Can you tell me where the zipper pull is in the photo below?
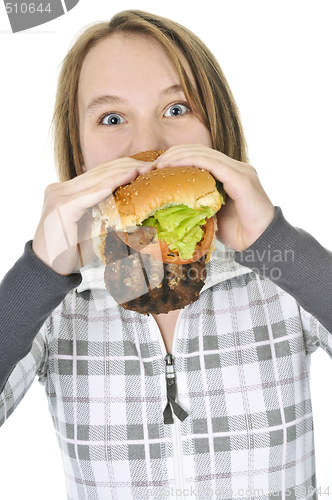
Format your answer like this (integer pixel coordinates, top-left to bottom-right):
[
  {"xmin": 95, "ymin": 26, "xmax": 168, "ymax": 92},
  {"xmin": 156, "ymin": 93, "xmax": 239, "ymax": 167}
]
[
  {"xmin": 165, "ymin": 353, "xmax": 176, "ymax": 386},
  {"xmin": 163, "ymin": 353, "xmax": 188, "ymax": 425}
]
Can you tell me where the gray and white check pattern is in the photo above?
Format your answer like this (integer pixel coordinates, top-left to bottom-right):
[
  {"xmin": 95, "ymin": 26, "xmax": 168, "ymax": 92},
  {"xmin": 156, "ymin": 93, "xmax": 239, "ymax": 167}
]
[{"xmin": 1, "ymin": 243, "xmax": 330, "ymax": 500}]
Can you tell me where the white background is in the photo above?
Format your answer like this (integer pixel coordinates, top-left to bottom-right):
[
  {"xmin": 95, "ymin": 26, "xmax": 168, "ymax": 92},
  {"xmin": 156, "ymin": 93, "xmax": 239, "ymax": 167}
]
[{"xmin": 0, "ymin": 1, "xmax": 332, "ymax": 498}]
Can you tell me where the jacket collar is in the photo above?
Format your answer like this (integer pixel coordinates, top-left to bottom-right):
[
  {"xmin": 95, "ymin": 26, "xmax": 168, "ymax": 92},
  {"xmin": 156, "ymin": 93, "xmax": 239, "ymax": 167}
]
[{"xmin": 201, "ymin": 241, "xmax": 252, "ymax": 292}]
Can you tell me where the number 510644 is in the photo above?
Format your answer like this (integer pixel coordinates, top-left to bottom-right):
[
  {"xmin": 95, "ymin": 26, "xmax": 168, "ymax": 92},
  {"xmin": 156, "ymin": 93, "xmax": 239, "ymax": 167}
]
[{"xmin": 5, "ymin": 3, "xmax": 52, "ymax": 14}]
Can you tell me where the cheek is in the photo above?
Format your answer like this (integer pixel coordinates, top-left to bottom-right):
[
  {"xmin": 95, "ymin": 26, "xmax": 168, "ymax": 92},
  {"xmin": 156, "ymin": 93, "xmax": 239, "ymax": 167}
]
[
  {"xmin": 80, "ymin": 133, "xmax": 121, "ymax": 171},
  {"xmin": 200, "ymin": 127, "xmax": 212, "ymax": 148},
  {"xmin": 186, "ymin": 123, "xmax": 212, "ymax": 148}
]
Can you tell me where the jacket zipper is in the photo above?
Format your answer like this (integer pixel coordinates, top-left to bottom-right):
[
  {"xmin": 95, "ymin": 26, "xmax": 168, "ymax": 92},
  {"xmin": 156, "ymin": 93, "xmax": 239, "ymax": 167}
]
[
  {"xmin": 163, "ymin": 354, "xmax": 188, "ymax": 424},
  {"xmin": 171, "ymin": 310, "xmax": 186, "ymax": 500},
  {"xmin": 150, "ymin": 311, "xmax": 187, "ymax": 499},
  {"xmin": 163, "ymin": 310, "xmax": 187, "ymax": 500}
]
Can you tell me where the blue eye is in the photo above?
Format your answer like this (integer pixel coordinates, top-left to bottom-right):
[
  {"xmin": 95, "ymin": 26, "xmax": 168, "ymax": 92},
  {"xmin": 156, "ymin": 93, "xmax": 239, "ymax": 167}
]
[
  {"xmin": 164, "ymin": 103, "xmax": 190, "ymax": 117},
  {"xmin": 100, "ymin": 113, "xmax": 125, "ymax": 125}
]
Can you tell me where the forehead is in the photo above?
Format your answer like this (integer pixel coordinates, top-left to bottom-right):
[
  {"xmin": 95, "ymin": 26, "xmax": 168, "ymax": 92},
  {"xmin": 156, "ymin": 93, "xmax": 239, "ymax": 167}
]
[{"xmin": 78, "ymin": 33, "xmax": 193, "ymax": 102}]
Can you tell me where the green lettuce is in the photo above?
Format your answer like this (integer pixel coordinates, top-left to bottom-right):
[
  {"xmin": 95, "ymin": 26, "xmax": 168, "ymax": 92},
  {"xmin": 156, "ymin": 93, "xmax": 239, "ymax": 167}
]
[{"xmin": 141, "ymin": 204, "xmax": 215, "ymax": 259}]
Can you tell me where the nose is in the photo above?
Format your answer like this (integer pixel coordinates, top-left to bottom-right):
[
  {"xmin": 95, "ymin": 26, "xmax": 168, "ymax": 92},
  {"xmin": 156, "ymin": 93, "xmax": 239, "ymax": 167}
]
[{"xmin": 127, "ymin": 119, "xmax": 168, "ymax": 157}]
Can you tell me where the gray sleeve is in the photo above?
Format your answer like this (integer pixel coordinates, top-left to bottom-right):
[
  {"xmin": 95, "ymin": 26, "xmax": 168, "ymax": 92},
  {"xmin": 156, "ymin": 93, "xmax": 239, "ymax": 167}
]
[
  {"xmin": 0, "ymin": 241, "xmax": 82, "ymax": 392},
  {"xmin": 233, "ymin": 206, "xmax": 332, "ymax": 333}
]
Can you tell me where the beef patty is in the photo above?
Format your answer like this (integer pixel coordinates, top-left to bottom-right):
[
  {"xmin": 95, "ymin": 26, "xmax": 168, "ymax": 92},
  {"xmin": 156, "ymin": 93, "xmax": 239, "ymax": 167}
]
[{"xmin": 103, "ymin": 229, "xmax": 206, "ymax": 315}]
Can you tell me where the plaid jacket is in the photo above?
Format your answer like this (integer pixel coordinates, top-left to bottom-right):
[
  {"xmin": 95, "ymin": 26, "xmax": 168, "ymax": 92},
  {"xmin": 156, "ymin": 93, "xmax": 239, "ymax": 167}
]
[{"xmin": 1, "ymin": 242, "xmax": 331, "ymax": 500}]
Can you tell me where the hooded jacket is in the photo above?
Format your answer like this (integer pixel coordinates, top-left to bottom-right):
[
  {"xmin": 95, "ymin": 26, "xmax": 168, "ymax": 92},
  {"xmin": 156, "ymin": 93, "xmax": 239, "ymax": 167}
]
[{"xmin": 1, "ymin": 207, "xmax": 331, "ymax": 499}]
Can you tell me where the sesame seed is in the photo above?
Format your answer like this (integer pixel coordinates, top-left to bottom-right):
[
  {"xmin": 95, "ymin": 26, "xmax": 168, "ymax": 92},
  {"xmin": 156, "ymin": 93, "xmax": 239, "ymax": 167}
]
[{"xmin": 177, "ymin": 190, "xmax": 180, "ymax": 193}]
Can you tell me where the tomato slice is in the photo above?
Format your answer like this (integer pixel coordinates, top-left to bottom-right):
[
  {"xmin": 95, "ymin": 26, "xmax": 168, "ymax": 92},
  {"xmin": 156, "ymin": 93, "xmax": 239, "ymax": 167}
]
[{"xmin": 114, "ymin": 217, "xmax": 215, "ymax": 264}]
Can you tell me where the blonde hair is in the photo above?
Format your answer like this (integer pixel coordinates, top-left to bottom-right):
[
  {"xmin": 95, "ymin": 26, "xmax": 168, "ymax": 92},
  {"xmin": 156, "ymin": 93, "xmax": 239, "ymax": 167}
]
[{"xmin": 53, "ymin": 10, "xmax": 248, "ymax": 182}]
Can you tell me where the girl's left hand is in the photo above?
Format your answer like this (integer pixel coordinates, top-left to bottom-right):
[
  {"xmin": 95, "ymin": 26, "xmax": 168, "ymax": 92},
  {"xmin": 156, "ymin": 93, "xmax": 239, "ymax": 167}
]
[{"xmin": 153, "ymin": 144, "xmax": 275, "ymax": 252}]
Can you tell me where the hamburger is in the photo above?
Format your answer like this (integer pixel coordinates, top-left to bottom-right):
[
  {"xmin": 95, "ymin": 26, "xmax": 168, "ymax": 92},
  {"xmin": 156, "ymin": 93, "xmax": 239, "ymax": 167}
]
[{"xmin": 91, "ymin": 150, "xmax": 225, "ymax": 314}]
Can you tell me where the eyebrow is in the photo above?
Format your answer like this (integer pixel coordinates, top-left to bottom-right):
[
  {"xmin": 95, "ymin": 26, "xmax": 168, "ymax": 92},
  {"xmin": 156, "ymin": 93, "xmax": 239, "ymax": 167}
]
[{"xmin": 85, "ymin": 84, "xmax": 185, "ymax": 115}]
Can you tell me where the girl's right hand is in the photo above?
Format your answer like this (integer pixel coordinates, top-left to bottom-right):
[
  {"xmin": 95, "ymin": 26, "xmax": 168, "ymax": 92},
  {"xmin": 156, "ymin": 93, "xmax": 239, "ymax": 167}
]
[{"xmin": 32, "ymin": 158, "xmax": 154, "ymax": 276}]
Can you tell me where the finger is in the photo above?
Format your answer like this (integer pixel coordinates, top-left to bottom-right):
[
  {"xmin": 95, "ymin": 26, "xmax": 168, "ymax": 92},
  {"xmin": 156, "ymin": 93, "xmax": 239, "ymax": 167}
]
[
  {"xmin": 155, "ymin": 145, "xmax": 253, "ymax": 173},
  {"xmin": 155, "ymin": 149, "xmax": 256, "ymax": 186},
  {"xmin": 62, "ymin": 168, "xmax": 144, "ymax": 219},
  {"xmin": 61, "ymin": 159, "xmax": 154, "ymax": 196},
  {"xmin": 154, "ymin": 144, "xmax": 204, "ymax": 163},
  {"xmin": 153, "ymin": 152, "xmax": 261, "ymax": 205},
  {"xmin": 154, "ymin": 152, "xmax": 236, "ymax": 178},
  {"xmin": 154, "ymin": 146, "xmax": 220, "ymax": 170}
]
